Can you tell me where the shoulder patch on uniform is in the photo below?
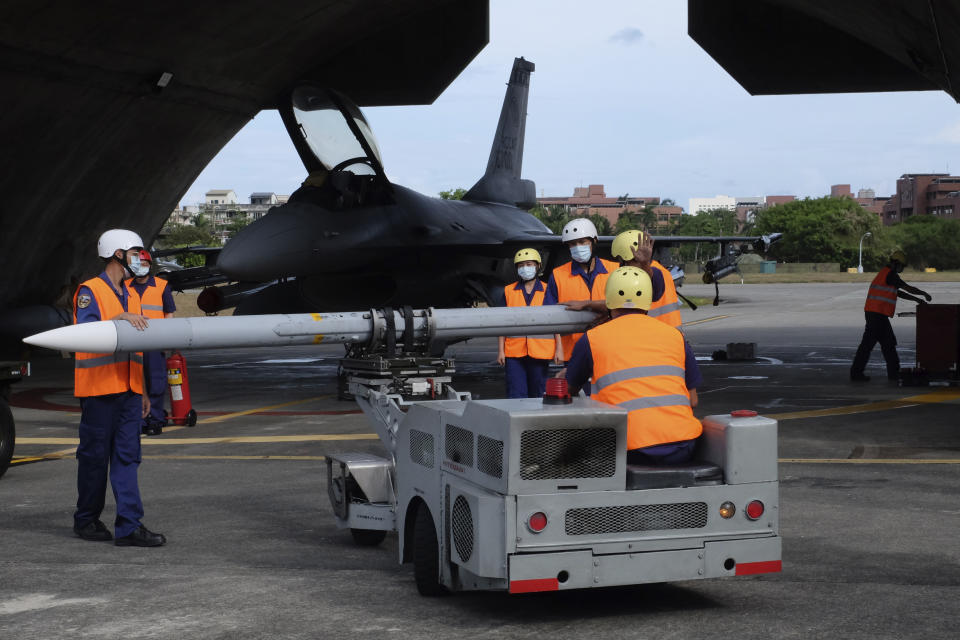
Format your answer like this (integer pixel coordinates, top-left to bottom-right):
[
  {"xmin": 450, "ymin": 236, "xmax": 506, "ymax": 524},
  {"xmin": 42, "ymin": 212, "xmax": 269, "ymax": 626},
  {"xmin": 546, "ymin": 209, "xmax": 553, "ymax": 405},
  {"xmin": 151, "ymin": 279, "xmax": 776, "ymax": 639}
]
[{"xmin": 77, "ymin": 294, "xmax": 92, "ymax": 309}]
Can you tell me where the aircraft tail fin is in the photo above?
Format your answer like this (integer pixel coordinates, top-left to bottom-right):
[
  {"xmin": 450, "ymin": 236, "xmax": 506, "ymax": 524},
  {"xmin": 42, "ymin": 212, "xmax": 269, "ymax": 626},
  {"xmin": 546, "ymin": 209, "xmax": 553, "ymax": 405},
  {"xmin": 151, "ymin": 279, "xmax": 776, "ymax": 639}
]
[{"xmin": 463, "ymin": 57, "xmax": 537, "ymax": 209}]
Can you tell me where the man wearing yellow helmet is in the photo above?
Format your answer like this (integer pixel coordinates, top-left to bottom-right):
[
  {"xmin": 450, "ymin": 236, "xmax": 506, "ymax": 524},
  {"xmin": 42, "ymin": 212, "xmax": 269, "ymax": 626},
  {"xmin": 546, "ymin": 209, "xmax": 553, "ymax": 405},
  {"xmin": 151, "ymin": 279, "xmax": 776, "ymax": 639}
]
[
  {"xmin": 565, "ymin": 267, "xmax": 703, "ymax": 465},
  {"xmin": 496, "ymin": 248, "xmax": 564, "ymax": 398},
  {"xmin": 851, "ymin": 250, "xmax": 932, "ymax": 382},
  {"xmin": 611, "ymin": 229, "xmax": 683, "ymax": 328}
]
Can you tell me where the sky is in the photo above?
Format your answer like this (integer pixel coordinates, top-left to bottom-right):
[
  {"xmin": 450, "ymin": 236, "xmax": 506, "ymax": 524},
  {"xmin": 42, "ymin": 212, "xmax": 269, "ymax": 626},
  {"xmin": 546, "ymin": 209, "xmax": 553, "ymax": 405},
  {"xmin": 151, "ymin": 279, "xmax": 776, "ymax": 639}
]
[{"xmin": 180, "ymin": 0, "xmax": 960, "ymax": 214}]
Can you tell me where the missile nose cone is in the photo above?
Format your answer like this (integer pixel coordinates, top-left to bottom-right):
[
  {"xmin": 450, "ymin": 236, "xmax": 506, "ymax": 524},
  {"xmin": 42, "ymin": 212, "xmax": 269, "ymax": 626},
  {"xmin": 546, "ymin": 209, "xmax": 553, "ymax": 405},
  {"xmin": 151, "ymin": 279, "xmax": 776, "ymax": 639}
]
[{"xmin": 24, "ymin": 321, "xmax": 119, "ymax": 352}]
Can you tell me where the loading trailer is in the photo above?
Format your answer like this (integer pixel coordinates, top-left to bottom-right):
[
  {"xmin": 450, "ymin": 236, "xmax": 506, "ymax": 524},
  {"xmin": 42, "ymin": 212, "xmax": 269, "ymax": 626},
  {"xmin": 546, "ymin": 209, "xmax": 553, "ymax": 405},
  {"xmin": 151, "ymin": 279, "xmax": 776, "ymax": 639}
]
[{"xmin": 328, "ymin": 357, "xmax": 781, "ymax": 595}]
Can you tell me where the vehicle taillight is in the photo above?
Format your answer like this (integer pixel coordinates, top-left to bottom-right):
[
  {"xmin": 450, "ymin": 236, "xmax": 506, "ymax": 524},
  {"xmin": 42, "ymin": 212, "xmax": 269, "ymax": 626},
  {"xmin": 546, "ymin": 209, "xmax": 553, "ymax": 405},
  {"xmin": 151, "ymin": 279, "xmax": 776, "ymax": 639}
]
[
  {"xmin": 719, "ymin": 501, "xmax": 736, "ymax": 519},
  {"xmin": 527, "ymin": 512, "xmax": 548, "ymax": 533},
  {"xmin": 745, "ymin": 500, "xmax": 765, "ymax": 520}
]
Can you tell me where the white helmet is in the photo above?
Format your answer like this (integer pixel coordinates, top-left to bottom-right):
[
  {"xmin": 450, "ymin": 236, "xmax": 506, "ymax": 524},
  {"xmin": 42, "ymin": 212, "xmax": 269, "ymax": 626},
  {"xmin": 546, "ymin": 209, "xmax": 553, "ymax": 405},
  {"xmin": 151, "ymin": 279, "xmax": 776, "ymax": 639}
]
[
  {"xmin": 97, "ymin": 229, "xmax": 144, "ymax": 258},
  {"xmin": 561, "ymin": 218, "xmax": 598, "ymax": 243}
]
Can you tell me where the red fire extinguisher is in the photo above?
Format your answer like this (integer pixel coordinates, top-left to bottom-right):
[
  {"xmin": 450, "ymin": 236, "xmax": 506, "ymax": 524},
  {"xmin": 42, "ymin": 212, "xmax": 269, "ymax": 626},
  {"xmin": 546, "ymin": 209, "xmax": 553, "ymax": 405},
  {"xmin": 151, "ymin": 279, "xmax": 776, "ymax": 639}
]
[{"xmin": 166, "ymin": 351, "xmax": 197, "ymax": 427}]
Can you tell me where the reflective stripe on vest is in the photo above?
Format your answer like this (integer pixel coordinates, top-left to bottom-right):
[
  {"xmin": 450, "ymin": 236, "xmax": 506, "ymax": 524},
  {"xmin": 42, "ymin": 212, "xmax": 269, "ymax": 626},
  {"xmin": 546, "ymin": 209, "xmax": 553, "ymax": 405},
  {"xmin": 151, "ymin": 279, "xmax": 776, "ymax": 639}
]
[
  {"xmin": 503, "ymin": 283, "xmax": 555, "ymax": 360},
  {"xmin": 553, "ymin": 258, "xmax": 619, "ymax": 360},
  {"xmin": 864, "ymin": 267, "xmax": 897, "ymax": 317},
  {"xmin": 73, "ymin": 277, "xmax": 144, "ymax": 397},
  {"xmin": 127, "ymin": 277, "xmax": 169, "ymax": 320},
  {"xmin": 647, "ymin": 261, "xmax": 682, "ymax": 328},
  {"xmin": 587, "ymin": 313, "xmax": 702, "ymax": 450}
]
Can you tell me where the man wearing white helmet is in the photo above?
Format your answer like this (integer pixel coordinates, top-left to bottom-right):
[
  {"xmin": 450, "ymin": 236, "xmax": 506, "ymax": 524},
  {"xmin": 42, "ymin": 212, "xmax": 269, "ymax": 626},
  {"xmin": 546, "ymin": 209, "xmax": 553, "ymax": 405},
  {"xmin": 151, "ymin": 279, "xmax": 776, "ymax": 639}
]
[
  {"xmin": 543, "ymin": 218, "xmax": 621, "ymax": 367},
  {"xmin": 72, "ymin": 229, "xmax": 166, "ymax": 547}
]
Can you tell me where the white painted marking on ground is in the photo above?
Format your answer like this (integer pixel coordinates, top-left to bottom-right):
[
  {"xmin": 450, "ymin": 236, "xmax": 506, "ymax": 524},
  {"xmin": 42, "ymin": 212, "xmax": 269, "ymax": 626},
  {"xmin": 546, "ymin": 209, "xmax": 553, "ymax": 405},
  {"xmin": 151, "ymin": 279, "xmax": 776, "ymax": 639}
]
[
  {"xmin": 728, "ymin": 376, "xmax": 768, "ymax": 380},
  {"xmin": 256, "ymin": 358, "xmax": 324, "ymax": 364},
  {"xmin": 756, "ymin": 356, "xmax": 783, "ymax": 365},
  {"xmin": 0, "ymin": 593, "xmax": 106, "ymax": 615},
  {"xmin": 757, "ymin": 397, "xmax": 784, "ymax": 408}
]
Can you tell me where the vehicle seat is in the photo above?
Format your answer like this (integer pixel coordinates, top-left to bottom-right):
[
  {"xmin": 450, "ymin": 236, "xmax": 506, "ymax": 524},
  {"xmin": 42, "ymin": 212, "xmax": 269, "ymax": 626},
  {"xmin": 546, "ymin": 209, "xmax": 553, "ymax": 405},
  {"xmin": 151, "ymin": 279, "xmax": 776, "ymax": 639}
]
[{"xmin": 625, "ymin": 461, "xmax": 723, "ymax": 490}]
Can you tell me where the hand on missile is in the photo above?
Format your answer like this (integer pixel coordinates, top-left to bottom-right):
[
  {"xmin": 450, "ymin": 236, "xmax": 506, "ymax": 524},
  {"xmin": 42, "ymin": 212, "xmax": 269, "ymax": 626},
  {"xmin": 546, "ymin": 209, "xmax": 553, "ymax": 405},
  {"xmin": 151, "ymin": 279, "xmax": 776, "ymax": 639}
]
[
  {"xmin": 554, "ymin": 367, "xmax": 567, "ymax": 379},
  {"xmin": 116, "ymin": 312, "xmax": 149, "ymax": 330},
  {"xmin": 564, "ymin": 300, "xmax": 592, "ymax": 311}
]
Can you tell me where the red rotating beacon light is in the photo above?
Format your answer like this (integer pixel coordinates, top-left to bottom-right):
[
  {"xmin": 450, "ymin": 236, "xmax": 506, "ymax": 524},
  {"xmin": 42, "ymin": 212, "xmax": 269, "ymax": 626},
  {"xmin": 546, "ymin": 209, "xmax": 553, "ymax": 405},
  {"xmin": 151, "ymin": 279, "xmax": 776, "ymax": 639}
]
[{"xmin": 543, "ymin": 378, "xmax": 573, "ymax": 405}]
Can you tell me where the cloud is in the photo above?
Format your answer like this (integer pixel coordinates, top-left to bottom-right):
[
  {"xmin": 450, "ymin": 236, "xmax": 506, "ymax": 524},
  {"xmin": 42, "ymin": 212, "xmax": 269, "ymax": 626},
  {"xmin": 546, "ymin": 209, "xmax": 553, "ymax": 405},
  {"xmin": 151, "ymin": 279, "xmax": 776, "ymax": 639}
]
[
  {"xmin": 609, "ymin": 27, "xmax": 644, "ymax": 45},
  {"xmin": 926, "ymin": 119, "xmax": 960, "ymax": 144}
]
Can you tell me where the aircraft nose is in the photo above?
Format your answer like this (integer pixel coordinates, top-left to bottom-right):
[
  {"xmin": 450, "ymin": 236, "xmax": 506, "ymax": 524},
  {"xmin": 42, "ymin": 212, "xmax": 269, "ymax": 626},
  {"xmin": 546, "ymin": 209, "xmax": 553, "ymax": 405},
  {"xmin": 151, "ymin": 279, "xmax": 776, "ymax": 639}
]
[{"xmin": 217, "ymin": 205, "xmax": 316, "ymax": 280}]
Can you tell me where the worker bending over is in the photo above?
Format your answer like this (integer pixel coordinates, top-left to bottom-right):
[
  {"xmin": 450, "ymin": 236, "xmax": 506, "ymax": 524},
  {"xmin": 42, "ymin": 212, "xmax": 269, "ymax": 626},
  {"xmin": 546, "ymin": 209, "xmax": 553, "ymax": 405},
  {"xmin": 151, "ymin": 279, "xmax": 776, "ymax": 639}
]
[
  {"xmin": 566, "ymin": 267, "xmax": 703, "ymax": 465},
  {"xmin": 851, "ymin": 250, "xmax": 932, "ymax": 382},
  {"xmin": 496, "ymin": 248, "xmax": 564, "ymax": 398},
  {"xmin": 126, "ymin": 250, "xmax": 176, "ymax": 434}
]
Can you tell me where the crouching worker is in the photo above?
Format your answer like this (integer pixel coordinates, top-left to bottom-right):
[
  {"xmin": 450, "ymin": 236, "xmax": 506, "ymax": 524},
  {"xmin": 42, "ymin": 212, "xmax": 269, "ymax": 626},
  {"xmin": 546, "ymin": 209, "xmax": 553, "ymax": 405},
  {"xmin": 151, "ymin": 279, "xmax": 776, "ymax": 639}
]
[
  {"xmin": 565, "ymin": 267, "xmax": 702, "ymax": 465},
  {"xmin": 497, "ymin": 249, "xmax": 564, "ymax": 398}
]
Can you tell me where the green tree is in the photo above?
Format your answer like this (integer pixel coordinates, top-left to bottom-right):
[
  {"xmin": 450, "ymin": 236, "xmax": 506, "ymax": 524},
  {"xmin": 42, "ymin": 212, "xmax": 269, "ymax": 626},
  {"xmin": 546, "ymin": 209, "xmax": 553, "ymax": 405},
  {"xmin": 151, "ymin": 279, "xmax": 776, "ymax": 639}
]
[
  {"xmin": 529, "ymin": 204, "xmax": 573, "ymax": 234},
  {"xmin": 588, "ymin": 213, "xmax": 612, "ymax": 235},
  {"xmin": 225, "ymin": 212, "xmax": 252, "ymax": 235},
  {"xmin": 157, "ymin": 224, "xmax": 218, "ymax": 268},
  {"xmin": 753, "ymin": 196, "xmax": 886, "ymax": 268},
  {"xmin": 438, "ymin": 187, "xmax": 467, "ymax": 200},
  {"xmin": 886, "ymin": 215, "xmax": 960, "ymax": 270}
]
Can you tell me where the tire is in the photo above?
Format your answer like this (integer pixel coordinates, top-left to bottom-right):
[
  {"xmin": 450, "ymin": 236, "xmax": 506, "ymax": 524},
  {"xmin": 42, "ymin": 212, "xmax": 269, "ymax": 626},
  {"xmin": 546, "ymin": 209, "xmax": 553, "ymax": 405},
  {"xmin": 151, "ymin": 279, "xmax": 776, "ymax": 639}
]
[
  {"xmin": 412, "ymin": 504, "xmax": 448, "ymax": 596},
  {"xmin": 350, "ymin": 528, "xmax": 387, "ymax": 546},
  {"xmin": 0, "ymin": 398, "xmax": 14, "ymax": 480}
]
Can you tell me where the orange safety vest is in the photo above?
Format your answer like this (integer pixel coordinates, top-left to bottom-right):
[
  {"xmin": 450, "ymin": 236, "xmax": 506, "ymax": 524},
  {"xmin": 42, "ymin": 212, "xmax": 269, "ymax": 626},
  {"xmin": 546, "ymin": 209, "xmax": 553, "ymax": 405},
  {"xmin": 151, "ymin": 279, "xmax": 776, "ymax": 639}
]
[
  {"xmin": 552, "ymin": 258, "xmax": 619, "ymax": 360},
  {"xmin": 126, "ymin": 276, "xmax": 169, "ymax": 320},
  {"xmin": 864, "ymin": 267, "xmax": 897, "ymax": 317},
  {"xmin": 587, "ymin": 313, "xmax": 702, "ymax": 450},
  {"xmin": 73, "ymin": 276, "xmax": 144, "ymax": 397},
  {"xmin": 647, "ymin": 260, "xmax": 683, "ymax": 328},
  {"xmin": 503, "ymin": 282, "xmax": 555, "ymax": 360}
]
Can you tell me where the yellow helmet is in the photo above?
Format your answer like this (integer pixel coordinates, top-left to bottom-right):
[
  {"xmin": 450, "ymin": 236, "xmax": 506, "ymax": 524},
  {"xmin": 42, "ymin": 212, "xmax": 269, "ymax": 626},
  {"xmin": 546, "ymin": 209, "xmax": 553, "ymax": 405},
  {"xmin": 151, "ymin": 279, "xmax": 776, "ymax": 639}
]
[
  {"xmin": 890, "ymin": 250, "xmax": 907, "ymax": 265},
  {"xmin": 605, "ymin": 267, "xmax": 653, "ymax": 311},
  {"xmin": 611, "ymin": 230, "xmax": 645, "ymax": 262},
  {"xmin": 513, "ymin": 248, "xmax": 542, "ymax": 264}
]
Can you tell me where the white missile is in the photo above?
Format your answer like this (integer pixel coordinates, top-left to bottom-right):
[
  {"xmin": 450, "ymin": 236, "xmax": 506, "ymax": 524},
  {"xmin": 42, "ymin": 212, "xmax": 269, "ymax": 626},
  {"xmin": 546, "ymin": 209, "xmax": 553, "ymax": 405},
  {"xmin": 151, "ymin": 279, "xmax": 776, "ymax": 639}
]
[{"xmin": 23, "ymin": 306, "xmax": 599, "ymax": 353}]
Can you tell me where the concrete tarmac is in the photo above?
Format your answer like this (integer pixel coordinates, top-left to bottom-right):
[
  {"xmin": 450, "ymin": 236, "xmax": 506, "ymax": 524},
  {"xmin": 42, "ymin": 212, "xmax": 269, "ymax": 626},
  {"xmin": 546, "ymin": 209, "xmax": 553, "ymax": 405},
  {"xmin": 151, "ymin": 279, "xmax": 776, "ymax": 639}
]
[{"xmin": 2, "ymin": 282, "xmax": 959, "ymax": 639}]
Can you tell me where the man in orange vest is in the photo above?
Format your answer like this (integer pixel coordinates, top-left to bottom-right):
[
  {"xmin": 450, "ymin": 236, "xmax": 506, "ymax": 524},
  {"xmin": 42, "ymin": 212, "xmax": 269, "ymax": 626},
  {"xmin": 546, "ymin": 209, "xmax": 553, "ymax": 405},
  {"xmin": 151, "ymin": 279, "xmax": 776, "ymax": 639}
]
[
  {"xmin": 73, "ymin": 229, "xmax": 166, "ymax": 547},
  {"xmin": 126, "ymin": 250, "xmax": 176, "ymax": 434},
  {"xmin": 565, "ymin": 267, "xmax": 703, "ymax": 465},
  {"xmin": 611, "ymin": 229, "xmax": 683, "ymax": 328},
  {"xmin": 543, "ymin": 218, "xmax": 622, "ymax": 365},
  {"xmin": 496, "ymin": 248, "xmax": 563, "ymax": 398},
  {"xmin": 851, "ymin": 250, "xmax": 932, "ymax": 382}
]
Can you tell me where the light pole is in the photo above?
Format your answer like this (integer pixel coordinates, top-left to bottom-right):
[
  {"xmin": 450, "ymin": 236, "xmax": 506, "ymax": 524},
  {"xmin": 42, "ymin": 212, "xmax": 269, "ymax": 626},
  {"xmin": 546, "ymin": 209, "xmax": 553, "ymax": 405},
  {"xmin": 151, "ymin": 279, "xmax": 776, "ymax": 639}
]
[{"xmin": 858, "ymin": 231, "xmax": 872, "ymax": 273}]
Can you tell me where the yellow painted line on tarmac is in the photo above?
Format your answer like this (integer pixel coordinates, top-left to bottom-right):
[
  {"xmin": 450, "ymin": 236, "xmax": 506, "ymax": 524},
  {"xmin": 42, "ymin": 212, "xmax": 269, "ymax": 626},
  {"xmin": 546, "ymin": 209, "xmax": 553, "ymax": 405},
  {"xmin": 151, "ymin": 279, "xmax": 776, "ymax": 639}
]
[
  {"xmin": 10, "ymin": 446, "xmax": 77, "ymax": 465},
  {"xmin": 769, "ymin": 388, "xmax": 960, "ymax": 420},
  {"xmin": 198, "ymin": 396, "xmax": 332, "ymax": 424},
  {"xmin": 780, "ymin": 458, "xmax": 960, "ymax": 464},
  {"xmin": 16, "ymin": 433, "xmax": 378, "ymax": 446},
  {"xmin": 682, "ymin": 314, "xmax": 730, "ymax": 327}
]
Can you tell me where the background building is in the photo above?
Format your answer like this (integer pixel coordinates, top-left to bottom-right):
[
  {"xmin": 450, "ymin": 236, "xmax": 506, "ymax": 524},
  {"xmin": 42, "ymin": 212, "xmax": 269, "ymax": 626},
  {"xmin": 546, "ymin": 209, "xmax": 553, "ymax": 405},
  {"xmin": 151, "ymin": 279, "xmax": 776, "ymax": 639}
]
[
  {"xmin": 537, "ymin": 185, "xmax": 676, "ymax": 227},
  {"xmin": 882, "ymin": 173, "xmax": 960, "ymax": 225}
]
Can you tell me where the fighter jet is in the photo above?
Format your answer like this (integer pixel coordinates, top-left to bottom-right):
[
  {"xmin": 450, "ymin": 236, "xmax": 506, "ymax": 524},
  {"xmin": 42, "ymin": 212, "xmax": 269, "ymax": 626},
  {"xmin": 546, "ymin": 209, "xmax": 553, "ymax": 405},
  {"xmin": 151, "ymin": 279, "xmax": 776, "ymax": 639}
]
[{"xmin": 181, "ymin": 58, "xmax": 780, "ymax": 315}]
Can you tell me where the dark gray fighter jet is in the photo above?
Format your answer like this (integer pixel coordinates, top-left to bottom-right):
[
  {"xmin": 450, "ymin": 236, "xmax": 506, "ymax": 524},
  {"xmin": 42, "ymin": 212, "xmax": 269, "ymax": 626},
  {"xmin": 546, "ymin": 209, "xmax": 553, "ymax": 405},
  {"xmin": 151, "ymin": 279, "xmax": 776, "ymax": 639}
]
[{"xmin": 183, "ymin": 58, "xmax": 779, "ymax": 315}]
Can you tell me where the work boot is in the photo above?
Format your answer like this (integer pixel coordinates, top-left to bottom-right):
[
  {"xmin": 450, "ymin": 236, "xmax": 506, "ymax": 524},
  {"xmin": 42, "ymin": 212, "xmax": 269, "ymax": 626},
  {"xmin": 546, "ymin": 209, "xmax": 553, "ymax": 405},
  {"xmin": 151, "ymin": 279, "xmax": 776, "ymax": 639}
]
[
  {"xmin": 73, "ymin": 519, "xmax": 113, "ymax": 541},
  {"xmin": 850, "ymin": 373, "xmax": 871, "ymax": 382},
  {"xmin": 115, "ymin": 525, "xmax": 166, "ymax": 547}
]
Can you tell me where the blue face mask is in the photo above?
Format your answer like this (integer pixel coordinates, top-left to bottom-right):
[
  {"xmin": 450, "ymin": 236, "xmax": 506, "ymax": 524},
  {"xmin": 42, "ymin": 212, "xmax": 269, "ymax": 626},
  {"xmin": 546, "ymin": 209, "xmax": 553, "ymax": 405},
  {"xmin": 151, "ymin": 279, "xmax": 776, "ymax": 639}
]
[
  {"xmin": 569, "ymin": 244, "xmax": 592, "ymax": 264},
  {"xmin": 128, "ymin": 253, "xmax": 149, "ymax": 278},
  {"xmin": 517, "ymin": 265, "xmax": 537, "ymax": 281}
]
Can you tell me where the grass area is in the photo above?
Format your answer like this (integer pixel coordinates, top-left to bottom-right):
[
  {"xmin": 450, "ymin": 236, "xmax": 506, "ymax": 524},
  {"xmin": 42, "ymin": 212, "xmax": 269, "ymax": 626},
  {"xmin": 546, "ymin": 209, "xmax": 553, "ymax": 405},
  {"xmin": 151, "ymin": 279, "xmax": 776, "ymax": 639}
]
[
  {"xmin": 733, "ymin": 271, "xmax": 960, "ymax": 284},
  {"xmin": 172, "ymin": 292, "xmax": 234, "ymax": 318}
]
